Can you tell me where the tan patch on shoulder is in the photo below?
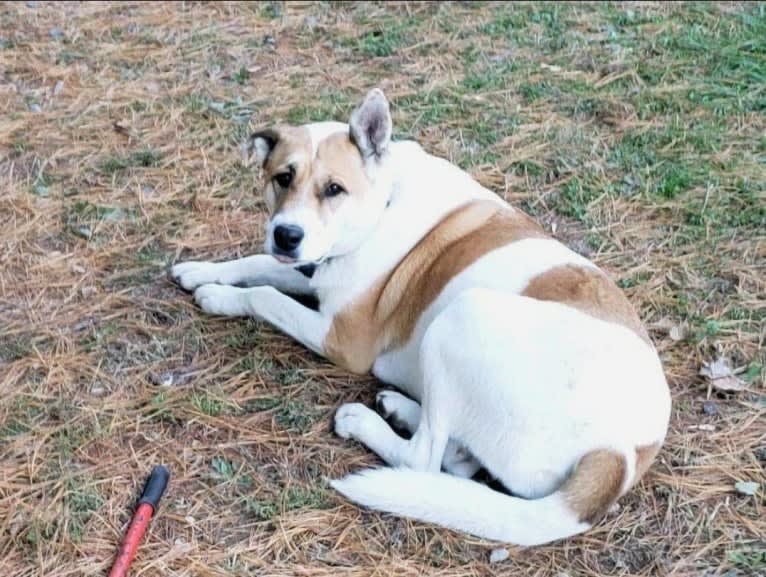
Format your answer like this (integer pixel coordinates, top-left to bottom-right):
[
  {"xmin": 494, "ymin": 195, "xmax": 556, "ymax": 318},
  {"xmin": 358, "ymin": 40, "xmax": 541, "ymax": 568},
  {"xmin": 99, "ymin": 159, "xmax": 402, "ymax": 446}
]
[
  {"xmin": 324, "ymin": 200, "xmax": 547, "ymax": 373},
  {"xmin": 563, "ymin": 449, "xmax": 626, "ymax": 525},
  {"xmin": 522, "ymin": 264, "xmax": 652, "ymax": 346}
]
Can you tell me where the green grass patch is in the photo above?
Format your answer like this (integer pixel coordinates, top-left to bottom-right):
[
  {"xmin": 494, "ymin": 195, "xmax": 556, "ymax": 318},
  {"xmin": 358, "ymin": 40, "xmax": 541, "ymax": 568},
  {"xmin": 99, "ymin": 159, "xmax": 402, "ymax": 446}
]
[
  {"xmin": 341, "ymin": 17, "xmax": 417, "ymax": 58},
  {"xmin": 552, "ymin": 176, "xmax": 604, "ymax": 222},
  {"xmin": 728, "ymin": 549, "xmax": 766, "ymax": 572},
  {"xmin": 65, "ymin": 481, "xmax": 104, "ymax": 542},
  {"xmin": 286, "ymin": 92, "xmax": 351, "ymax": 125},
  {"xmin": 275, "ymin": 399, "xmax": 319, "ymax": 432},
  {"xmin": 243, "ymin": 496, "xmax": 279, "ymax": 521},
  {"xmin": 98, "ymin": 149, "xmax": 161, "ymax": 175},
  {"xmin": 282, "ymin": 484, "xmax": 329, "ymax": 511},
  {"xmin": 191, "ymin": 392, "xmax": 234, "ymax": 417},
  {"xmin": 53, "ymin": 423, "xmax": 95, "ymax": 458},
  {"xmin": 0, "ymin": 335, "xmax": 33, "ymax": 362}
]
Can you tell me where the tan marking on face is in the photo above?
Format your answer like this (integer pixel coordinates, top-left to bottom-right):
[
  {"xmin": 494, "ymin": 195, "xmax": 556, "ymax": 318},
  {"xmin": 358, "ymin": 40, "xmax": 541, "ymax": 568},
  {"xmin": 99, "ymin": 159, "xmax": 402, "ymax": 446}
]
[
  {"xmin": 315, "ymin": 132, "xmax": 370, "ymax": 195},
  {"xmin": 631, "ymin": 442, "xmax": 661, "ymax": 488},
  {"xmin": 260, "ymin": 126, "xmax": 314, "ymax": 213},
  {"xmin": 522, "ymin": 264, "xmax": 652, "ymax": 346},
  {"xmin": 263, "ymin": 129, "xmax": 371, "ymax": 219},
  {"xmin": 563, "ymin": 448, "xmax": 626, "ymax": 525},
  {"xmin": 324, "ymin": 200, "xmax": 547, "ymax": 374}
]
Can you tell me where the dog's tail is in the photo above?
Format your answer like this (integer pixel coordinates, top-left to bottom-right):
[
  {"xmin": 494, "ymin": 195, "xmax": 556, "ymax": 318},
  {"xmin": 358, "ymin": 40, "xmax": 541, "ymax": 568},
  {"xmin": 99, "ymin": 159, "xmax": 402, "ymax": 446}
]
[{"xmin": 331, "ymin": 448, "xmax": 632, "ymax": 546}]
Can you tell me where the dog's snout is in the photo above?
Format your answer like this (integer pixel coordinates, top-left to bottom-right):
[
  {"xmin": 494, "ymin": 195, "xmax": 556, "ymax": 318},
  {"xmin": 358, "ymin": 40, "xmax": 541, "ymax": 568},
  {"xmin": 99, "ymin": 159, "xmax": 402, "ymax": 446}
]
[{"xmin": 273, "ymin": 224, "xmax": 304, "ymax": 252}]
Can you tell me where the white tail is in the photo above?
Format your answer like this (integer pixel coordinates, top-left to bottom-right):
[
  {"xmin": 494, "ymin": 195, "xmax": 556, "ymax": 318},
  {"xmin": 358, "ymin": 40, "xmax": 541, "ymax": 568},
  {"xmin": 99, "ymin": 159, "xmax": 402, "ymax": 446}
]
[{"xmin": 331, "ymin": 449, "xmax": 629, "ymax": 546}]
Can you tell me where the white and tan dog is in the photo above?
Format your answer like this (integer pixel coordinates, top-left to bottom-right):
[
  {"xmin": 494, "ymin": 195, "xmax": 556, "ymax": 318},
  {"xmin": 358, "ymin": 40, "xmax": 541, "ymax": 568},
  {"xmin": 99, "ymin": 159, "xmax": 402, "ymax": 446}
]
[{"xmin": 172, "ymin": 89, "xmax": 671, "ymax": 546}]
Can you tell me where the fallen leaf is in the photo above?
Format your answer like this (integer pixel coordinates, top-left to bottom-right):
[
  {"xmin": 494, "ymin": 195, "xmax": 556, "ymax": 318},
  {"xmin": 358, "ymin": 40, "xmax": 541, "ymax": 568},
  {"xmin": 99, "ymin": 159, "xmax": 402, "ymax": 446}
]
[
  {"xmin": 734, "ymin": 481, "xmax": 760, "ymax": 496},
  {"xmin": 489, "ymin": 548, "xmax": 510, "ymax": 564},
  {"xmin": 540, "ymin": 63, "xmax": 562, "ymax": 73},
  {"xmin": 652, "ymin": 317, "xmax": 686, "ymax": 341},
  {"xmin": 701, "ymin": 400, "xmax": 718, "ymax": 416},
  {"xmin": 688, "ymin": 424, "xmax": 715, "ymax": 432},
  {"xmin": 669, "ymin": 325, "xmax": 685, "ymax": 341},
  {"xmin": 699, "ymin": 357, "xmax": 746, "ymax": 393}
]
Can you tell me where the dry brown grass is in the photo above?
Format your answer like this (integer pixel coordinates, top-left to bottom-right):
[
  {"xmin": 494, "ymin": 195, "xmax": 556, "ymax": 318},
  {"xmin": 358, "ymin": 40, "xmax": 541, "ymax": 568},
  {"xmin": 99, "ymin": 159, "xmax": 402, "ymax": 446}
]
[{"xmin": 1, "ymin": 2, "xmax": 764, "ymax": 576}]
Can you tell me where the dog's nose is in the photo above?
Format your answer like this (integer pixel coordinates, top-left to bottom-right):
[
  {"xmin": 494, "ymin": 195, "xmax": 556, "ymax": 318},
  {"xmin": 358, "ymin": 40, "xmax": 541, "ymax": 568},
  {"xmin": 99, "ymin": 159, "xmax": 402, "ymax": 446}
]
[{"xmin": 273, "ymin": 224, "xmax": 304, "ymax": 252}]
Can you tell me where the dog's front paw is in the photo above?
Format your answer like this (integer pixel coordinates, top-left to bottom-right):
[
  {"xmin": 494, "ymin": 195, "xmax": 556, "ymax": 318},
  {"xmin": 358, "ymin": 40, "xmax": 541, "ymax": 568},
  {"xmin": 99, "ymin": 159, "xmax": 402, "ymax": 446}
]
[
  {"xmin": 194, "ymin": 284, "xmax": 246, "ymax": 317},
  {"xmin": 171, "ymin": 261, "xmax": 221, "ymax": 292},
  {"xmin": 334, "ymin": 403, "xmax": 381, "ymax": 441}
]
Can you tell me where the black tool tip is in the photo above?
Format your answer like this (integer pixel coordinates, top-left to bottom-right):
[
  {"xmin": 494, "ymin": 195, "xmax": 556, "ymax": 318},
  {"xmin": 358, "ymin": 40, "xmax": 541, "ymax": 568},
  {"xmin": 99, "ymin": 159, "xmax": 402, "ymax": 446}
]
[{"xmin": 137, "ymin": 465, "xmax": 170, "ymax": 511}]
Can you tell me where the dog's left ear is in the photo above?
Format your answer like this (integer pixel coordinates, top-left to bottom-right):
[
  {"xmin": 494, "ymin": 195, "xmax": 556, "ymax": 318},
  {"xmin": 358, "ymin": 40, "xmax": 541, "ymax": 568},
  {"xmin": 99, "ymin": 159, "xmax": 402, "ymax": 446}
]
[
  {"xmin": 241, "ymin": 128, "xmax": 279, "ymax": 168},
  {"xmin": 349, "ymin": 88, "xmax": 391, "ymax": 160}
]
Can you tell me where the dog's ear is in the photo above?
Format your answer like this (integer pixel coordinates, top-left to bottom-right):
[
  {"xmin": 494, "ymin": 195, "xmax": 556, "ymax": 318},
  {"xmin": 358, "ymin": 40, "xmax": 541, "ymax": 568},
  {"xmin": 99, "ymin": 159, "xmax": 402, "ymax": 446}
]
[
  {"xmin": 349, "ymin": 88, "xmax": 391, "ymax": 160},
  {"xmin": 241, "ymin": 128, "xmax": 279, "ymax": 168}
]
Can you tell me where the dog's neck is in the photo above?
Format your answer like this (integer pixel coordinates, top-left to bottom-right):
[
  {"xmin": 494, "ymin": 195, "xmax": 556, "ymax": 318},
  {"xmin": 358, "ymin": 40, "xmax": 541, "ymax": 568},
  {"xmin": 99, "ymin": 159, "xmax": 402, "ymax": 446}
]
[{"xmin": 313, "ymin": 140, "xmax": 506, "ymax": 317}]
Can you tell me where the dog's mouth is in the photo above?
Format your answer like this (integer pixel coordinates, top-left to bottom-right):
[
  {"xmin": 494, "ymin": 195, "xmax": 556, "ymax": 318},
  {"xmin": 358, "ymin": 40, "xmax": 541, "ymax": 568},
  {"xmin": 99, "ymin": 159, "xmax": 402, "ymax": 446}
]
[{"xmin": 271, "ymin": 252, "xmax": 325, "ymax": 278}]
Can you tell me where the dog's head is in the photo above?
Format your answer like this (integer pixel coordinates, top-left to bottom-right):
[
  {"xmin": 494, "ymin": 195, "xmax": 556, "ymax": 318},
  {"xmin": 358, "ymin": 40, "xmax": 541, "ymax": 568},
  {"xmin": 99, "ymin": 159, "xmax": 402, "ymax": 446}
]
[{"xmin": 243, "ymin": 89, "xmax": 393, "ymax": 264}]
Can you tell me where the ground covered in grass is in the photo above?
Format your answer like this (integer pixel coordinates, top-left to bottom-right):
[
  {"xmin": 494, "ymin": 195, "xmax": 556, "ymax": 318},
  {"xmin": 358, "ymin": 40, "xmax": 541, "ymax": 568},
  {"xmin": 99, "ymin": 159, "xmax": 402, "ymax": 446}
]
[{"xmin": 1, "ymin": 2, "xmax": 764, "ymax": 576}]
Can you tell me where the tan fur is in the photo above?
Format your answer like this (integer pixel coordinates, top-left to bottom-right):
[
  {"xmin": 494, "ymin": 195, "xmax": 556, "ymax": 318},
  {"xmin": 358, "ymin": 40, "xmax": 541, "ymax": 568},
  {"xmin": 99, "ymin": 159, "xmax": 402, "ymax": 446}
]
[
  {"xmin": 632, "ymin": 442, "xmax": 661, "ymax": 488},
  {"xmin": 324, "ymin": 200, "xmax": 547, "ymax": 373},
  {"xmin": 564, "ymin": 443, "xmax": 660, "ymax": 524},
  {"xmin": 522, "ymin": 264, "xmax": 652, "ymax": 346},
  {"xmin": 563, "ymin": 449, "xmax": 626, "ymax": 525},
  {"xmin": 262, "ymin": 129, "xmax": 372, "ymax": 218}
]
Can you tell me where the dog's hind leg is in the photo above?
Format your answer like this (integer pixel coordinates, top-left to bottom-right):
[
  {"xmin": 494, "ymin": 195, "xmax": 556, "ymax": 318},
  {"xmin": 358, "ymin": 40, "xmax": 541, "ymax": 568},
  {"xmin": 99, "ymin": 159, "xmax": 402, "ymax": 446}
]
[
  {"xmin": 172, "ymin": 255, "xmax": 313, "ymax": 294},
  {"xmin": 376, "ymin": 391, "xmax": 481, "ymax": 478}
]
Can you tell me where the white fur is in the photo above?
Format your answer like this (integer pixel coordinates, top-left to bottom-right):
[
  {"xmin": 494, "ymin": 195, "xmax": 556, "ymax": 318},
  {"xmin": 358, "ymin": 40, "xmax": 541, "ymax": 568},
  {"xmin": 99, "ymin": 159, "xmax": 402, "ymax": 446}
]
[
  {"xmin": 267, "ymin": 206, "xmax": 333, "ymax": 263},
  {"xmin": 172, "ymin": 255, "xmax": 312, "ymax": 294},
  {"xmin": 193, "ymin": 284, "xmax": 329, "ymax": 356},
  {"xmin": 331, "ymin": 468, "xmax": 590, "ymax": 547},
  {"xmin": 306, "ymin": 121, "xmax": 348, "ymax": 157},
  {"xmin": 172, "ymin": 90, "xmax": 671, "ymax": 546}
]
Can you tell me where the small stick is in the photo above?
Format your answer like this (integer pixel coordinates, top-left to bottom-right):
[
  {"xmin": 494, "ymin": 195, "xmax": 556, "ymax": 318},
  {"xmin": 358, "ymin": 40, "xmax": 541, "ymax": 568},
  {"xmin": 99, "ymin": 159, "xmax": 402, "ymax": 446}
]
[{"xmin": 108, "ymin": 465, "xmax": 170, "ymax": 577}]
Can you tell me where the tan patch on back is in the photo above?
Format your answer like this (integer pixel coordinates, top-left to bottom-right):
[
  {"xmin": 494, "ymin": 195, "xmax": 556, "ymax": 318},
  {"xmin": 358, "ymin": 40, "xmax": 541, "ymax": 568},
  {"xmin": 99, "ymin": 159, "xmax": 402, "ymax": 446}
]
[
  {"xmin": 522, "ymin": 264, "xmax": 652, "ymax": 346},
  {"xmin": 324, "ymin": 200, "xmax": 547, "ymax": 373},
  {"xmin": 563, "ymin": 449, "xmax": 626, "ymax": 525}
]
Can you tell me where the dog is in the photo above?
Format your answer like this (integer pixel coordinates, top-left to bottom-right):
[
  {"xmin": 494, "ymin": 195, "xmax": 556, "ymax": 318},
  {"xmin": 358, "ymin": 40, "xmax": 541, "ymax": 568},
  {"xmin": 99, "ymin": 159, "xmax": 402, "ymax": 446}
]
[{"xmin": 171, "ymin": 88, "xmax": 671, "ymax": 546}]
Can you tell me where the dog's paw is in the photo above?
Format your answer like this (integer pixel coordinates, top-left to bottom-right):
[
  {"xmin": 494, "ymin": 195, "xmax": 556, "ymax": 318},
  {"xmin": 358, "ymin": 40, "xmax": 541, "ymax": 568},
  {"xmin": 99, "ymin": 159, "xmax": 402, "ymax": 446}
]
[
  {"xmin": 375, "ymin": 390, "xmax": 420, "ymax": 432},
  {"xmin": 334, "ymin": 402, "xmax": 381, "ymax": 441},
  {"xmin": 171, "ymin": 261, "xmax": 220, "ymax": 291},
  {"xmin": 193, "ymin": 284, "xmax": 245, "ymax": 316},
  {"xmin": 375, "ymin": 390, "xmax": 412, "ymax": 419}
]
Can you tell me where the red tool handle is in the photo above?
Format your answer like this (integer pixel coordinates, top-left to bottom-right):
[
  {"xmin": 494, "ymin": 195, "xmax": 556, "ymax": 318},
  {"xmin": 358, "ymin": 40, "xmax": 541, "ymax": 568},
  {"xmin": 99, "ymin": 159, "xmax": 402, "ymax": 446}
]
[{"xmin": 108, "ymin": 465, "xmax": 170, "ymax": 577}]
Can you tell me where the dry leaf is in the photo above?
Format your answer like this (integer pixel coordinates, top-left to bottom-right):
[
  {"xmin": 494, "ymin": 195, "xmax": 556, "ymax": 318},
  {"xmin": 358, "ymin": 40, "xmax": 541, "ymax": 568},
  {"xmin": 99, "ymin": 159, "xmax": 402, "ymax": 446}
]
[
  {"xmin": 688, "ymin": 424, "xmax": 716, "ymax": 432},
  {"xmin": 669, "ymin": 325, "xmax": 685, "ymax": 341},
  {"xmin": 734, "ymin": 481, "xmax": 760, "ymax": 496},
  {"xmin": 699, "ymin": 357, "xmax": 746, "ymax": 392},
  {"xmin": 653, "ymin": 317, "xmax": 686, "ymax": 341},
  {"xmin": 489, "ymin": 548, "xmax": 510, "ymax": 564}
]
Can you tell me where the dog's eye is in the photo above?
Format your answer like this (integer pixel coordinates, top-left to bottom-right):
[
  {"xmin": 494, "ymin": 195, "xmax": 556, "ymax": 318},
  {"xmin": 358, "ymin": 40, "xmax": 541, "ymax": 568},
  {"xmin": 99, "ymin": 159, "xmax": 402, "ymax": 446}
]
[
  {"xmin": 274, "ymin": 172, "xmax": 292, "ymax": 188},
  {"xmin": 323, "ymin": 182, "xmax": 345, "ymax": 198}
]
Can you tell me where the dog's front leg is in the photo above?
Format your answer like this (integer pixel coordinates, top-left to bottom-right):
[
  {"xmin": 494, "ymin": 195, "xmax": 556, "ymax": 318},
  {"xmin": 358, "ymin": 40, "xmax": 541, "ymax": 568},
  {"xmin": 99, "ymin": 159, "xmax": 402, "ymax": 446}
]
[
  {"xmin": 172, "ymin": 255, "xmax": 312, "ymax": 295},
  {"xmin": 193, "ymin": 284, "xmax": 329, "ymax": 356},
  {"xmin": 335, "ymin": 403, "xmax": 448, "ymax": 473}
]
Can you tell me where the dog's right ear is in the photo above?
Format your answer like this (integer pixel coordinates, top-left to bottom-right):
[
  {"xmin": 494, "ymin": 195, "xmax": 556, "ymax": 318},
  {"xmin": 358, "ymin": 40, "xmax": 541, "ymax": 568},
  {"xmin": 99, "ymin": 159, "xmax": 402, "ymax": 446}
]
[
  {"xmin": 349, "ymin": 88, "xmax": 392, "ymax": 161},
  {"xmin": 241, "ymin": 128, "xmax": 279, "ymax": 168}
]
